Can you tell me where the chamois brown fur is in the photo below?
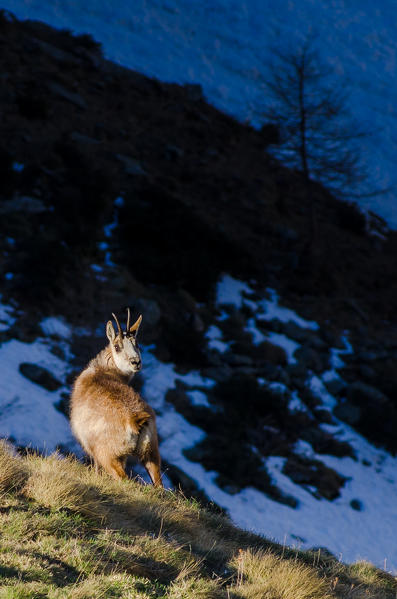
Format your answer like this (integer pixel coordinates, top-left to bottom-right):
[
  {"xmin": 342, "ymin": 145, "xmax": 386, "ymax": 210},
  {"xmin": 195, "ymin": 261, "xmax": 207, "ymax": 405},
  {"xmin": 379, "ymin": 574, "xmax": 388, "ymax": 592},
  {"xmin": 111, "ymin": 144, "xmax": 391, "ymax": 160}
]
[{"xmin": 70, "ymin": 312, "xmax": 163, "ymax": 486}]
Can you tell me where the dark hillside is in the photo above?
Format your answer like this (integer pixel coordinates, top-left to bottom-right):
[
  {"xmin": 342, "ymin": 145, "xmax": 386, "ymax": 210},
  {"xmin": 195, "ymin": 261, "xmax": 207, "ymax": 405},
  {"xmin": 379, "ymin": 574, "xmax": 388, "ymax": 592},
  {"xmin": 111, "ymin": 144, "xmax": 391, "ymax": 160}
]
[
  {"xmin": 1, "ymin": 11, "xmax": 397, "ymax": 501},
  {"xmin": 1, "ymin": 12, "xmax": 396, "ymax": 332}
]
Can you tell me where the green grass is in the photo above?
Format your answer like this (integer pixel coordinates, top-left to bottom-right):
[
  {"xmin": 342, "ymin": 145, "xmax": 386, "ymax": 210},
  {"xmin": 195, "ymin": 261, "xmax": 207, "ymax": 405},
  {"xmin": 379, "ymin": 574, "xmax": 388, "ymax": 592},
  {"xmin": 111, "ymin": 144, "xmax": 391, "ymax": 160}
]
[{"xmin": 0, "ymin": 442, "xmax": 395, "ymax": 598}]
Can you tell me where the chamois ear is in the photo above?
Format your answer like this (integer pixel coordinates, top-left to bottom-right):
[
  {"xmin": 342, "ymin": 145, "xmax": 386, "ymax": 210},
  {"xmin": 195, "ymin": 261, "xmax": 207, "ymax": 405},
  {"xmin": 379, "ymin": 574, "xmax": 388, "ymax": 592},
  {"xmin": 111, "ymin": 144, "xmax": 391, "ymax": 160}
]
[
  {"xmin": 106, "ymin": 320, "xmax": 116, "ymax": 343},
  {"xmin": 129, "ymin": 314, "xmax": 142, "ymax": 337}
]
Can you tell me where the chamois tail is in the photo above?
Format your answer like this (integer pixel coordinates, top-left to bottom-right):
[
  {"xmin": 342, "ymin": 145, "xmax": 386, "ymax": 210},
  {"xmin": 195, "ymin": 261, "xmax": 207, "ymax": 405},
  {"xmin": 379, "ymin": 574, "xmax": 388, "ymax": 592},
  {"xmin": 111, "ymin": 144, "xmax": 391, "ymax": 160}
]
[{"xmin": 128, "ymin": 410, "xmax": 151, "ymax": 435}]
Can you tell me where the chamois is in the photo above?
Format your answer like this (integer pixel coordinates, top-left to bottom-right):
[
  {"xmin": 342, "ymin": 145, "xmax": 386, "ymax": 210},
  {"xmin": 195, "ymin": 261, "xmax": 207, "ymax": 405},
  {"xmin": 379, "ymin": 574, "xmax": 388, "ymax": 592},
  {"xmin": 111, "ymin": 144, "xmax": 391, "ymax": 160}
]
[{"xmin": 70, "ymin": 309, "xmax": 162, "ymax": 486}]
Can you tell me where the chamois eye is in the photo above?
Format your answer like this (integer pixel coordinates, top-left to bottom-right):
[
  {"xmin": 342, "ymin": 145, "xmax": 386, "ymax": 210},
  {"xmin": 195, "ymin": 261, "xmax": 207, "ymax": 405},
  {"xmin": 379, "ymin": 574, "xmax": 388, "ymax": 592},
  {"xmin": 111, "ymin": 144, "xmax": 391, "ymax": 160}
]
[{"xmin": 114, "ymin": 344, "xmax": 121, "ymax": 353}]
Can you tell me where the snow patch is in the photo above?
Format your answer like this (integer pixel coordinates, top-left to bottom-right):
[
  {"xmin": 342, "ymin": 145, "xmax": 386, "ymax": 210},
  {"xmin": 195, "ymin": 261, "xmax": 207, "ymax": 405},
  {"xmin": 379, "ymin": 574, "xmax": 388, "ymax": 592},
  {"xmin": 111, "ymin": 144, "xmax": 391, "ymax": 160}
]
[
  {"xmin": 216, "ymin": 274, "xmax": 253, "ymax": 308},
  {"xmin": 205, "ymin": 324, "xmax": 230, "ymax": 353},
  {"xmin": 40, "ymin": 316, "xmax": 72, "ymax": 340},
  {"xmin": 0, "ymin": 337, "xmax": 77, "ymax": 452},
  {"xmin": 187, "ymin": 390, "xmax": 211, "ymax": 408},
  {"xmin": 0, "ymin": 299, "xmax": 16, "ymax": 331},
  {"xmin": 257, "ymin": 288, "xmax": 319, "ymax": 330}
]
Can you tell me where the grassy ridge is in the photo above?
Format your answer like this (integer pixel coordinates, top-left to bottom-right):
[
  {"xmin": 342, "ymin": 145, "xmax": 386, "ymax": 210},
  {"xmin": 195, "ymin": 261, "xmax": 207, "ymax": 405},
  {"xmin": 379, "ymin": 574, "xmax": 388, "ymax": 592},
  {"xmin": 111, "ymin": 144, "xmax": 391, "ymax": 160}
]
[{"xmin": 0, "ymin": 440, "xmax": 395, "ymax": 598}]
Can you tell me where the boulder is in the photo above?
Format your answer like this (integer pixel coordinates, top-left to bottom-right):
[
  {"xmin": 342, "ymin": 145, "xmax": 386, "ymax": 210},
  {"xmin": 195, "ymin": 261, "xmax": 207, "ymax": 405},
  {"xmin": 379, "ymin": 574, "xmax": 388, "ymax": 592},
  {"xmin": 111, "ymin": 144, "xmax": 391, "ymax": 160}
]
[
  {"xmin": 324, "ymin": 378, "xmax": 346, "ymax": 397},
  {"xmin": 19, "ymin": 363, "xmax": 62, "ymax": 391},
  {"xmin": 280, "ymin": 320, "xmax": 315, "ymax": 343},
  {"xmin": 258, "ymin": 340, "xmax": 287, "ymax": 366},
  {"xmin": 358, "ymin": 364, "xmax": 376, "ymax": 380},
  {"xmin": 347, "ymin": 381, "xmax": 389, "ymax": 406},
  {"xmin": 294, "ymin": 345, "xmax": 328, "ymax": 374},
  {"xmin": 224, "ymin": 353, "xmax": 254, "ymax": 367},
  {"xmin": 202, "ymin": 365, "xmax": 233, "ymax": 382},
  {"xmin": 350, "ymin": 499, "xmax": 363, "ymax": 511},
  {"xmin": 333, "ymin": 401, "xmax": 361, "ymax": 425}
]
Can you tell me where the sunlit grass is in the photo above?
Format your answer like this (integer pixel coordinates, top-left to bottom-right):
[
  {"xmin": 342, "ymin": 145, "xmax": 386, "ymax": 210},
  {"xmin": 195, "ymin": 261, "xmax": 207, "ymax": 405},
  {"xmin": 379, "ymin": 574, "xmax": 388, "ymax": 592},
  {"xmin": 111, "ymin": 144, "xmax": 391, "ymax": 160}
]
[{"xmin": 0, "ymin": 441, "xmax": 396, "ymax": 598}]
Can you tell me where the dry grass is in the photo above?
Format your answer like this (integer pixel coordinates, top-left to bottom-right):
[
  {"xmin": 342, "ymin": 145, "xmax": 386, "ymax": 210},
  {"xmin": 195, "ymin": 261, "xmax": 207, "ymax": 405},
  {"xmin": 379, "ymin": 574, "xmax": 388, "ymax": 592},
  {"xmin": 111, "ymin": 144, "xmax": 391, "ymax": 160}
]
[
  {"xmin": 0, "ymin": 440, "xmax": 28, "ymax": 494},
  {"xmin": 230, "ymin": 549, "xmax": 332, "ymax": 599},
  {"xmin": 0, "ymin": 442, "xmax": 396, "ymax": 598},
  {"xmin": 23, "ymin": 453, "xmax": 108, "ymax": 520}
]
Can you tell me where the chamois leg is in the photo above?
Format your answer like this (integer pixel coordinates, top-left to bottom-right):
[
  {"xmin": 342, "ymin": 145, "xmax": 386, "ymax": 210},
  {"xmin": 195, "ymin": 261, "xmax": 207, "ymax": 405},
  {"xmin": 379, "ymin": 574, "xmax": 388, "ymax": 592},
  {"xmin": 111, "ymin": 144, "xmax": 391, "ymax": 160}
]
[
  {"xmin": 87, "ymin": 446, "xmax": 100, "ymax": 475},
  {"xmin": 100, "ymin": 455, "xmax": 127, "ymax": 480},
  {"xmin": 143, "ymin": 449, "xmax": 163, "ymax": 488}
]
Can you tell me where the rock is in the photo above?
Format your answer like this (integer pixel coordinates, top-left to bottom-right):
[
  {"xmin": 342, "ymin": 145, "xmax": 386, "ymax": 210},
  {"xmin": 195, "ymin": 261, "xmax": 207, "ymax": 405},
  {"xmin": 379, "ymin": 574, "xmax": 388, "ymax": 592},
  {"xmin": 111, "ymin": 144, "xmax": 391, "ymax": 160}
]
[
  {"xmin": 286, "ymin": 362, "xmax": 308, "ymax": 380},
  {"xmin": 347, "ymin": 381, "xmax": 389, "ymax": 406},
  {"xmin": 321, "ymin": 330, "xmax": 345, "ymax": 349},
  {"xmin": 256, "ymin": 318, "xmax": 282, "ymax": 333},
  {"xmin": 301, "ymin": 427, "xmax": 354, "ymax": 458},
  {"xmin": 358, "ymin": 364, "xmax": 376, "ymax": 380},
  {"xmin": 258, "ymin": 341, "xmax": 287, "ymax": 366},
  {"xmin": 0, "ymin": 195, "xmax": 46, "ymax": 215},
  {"xmin": 202, "ymin": 365, "xmax": 232, "ymax": 382},
  {"xmin": 207, "ymin": 351, "xmax": 223, "ymax": 367},
  {"xmin": 333, "ymin": 401, "xmax": 361, "ymax": 425},
  {"xmin": 54, "ymin": 392, "xmax": 69, "ymax": 417},
  {"xmin": 234, "ymin": 366, "xmax": 258, "ymax": 377},
  {"xmin": 261, "ymin": 362, "xmax": 282, "ymax": 381},
  {"xmin": 307, "ymin": 335, "xmax": 328, "ymax": 351},
  {"xmin": 224, "ymin": 353, "xmax": 254, "ymax": 367},
  {"xmin": 299, "ymin": 387, "xmax": 321, "ymax": 409},
  {"xmin": 115, "ymin": 153, "xmax": 146, "ymax": 176},
  {"xmin": 19, "ymin": 363, "xmax": 62, "ymax": 391},
  {"xmin": 283, "ymin": 456, "xmax": 347, "ymax": 500},
  {"xmin": 313, "ymin": 408, "xmax": 334, "ymax": 424},
  {"xmin": 277, "ymin": 369, "xmax": 291, "ymax": 386},
  {"xmin": 190, "ymin": 312, "xmax": 205, "ymax": 333},
  {"xmin": 356, "ymin": 351, "xmax": 380, "ymax": 362},
  {"xmin": 220, "ymin": 483, "xmax": 240, "ymax": 495},
  {"xmin": 183, "ymin": 444, "xmax": 206, "ymax": 463},
  {"xmin": 324, "ymin": 378, "xmax": 346, "ymax": 397},
  {"xmin": 294, "ymin": 345, "xmax": 328, "ymax": 374},
  {"xmin": 47, "ymin": 81, "xmax": 87, "ymax": 110},
  {"xmin": 165, "ymin": 387, "xmax": 190, "ymax": 412},
  {"xmin": 350, "ymin": 498, "xmax": 363, "ymax": 511},
  {"xmin": 280, "ymin": 321, "xmax": 315, "ymax": 343}
]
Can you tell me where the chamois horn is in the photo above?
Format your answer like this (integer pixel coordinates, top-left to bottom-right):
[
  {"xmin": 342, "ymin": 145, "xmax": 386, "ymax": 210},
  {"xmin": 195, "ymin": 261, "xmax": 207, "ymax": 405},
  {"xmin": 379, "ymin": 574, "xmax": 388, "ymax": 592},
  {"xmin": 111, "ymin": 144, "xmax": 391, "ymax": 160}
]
[
  {"xmin": 126, "ymin": 307, "xmax": 131, "ymax": 332},
  {"xmin": 112, "ymin": 312, "xmax": 123, "ymax": 339}
]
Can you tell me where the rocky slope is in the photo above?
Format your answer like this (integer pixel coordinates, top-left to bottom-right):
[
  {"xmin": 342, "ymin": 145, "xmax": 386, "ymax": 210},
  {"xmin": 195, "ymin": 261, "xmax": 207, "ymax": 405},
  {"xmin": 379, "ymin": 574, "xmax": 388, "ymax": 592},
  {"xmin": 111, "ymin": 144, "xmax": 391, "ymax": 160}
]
[{"xmin": 1, "ymin": 10, "xmax": 397, "ymax": 554}]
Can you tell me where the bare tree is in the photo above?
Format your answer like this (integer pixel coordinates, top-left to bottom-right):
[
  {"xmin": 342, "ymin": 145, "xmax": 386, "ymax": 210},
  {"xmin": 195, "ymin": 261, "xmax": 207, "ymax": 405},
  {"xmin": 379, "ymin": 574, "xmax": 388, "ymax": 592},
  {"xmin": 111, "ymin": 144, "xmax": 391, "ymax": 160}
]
[{"xmin": 263, "ymin": 35, "xmax": 371, "ymax": 243}]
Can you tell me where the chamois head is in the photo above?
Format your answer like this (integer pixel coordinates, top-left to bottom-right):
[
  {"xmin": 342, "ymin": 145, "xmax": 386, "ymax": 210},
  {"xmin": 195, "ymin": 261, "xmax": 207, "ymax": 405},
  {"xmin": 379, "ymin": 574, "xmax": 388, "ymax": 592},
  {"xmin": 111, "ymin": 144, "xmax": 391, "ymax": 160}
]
[{"xmin": 106, "ymin": 308, "xmax": 142, "ymax": 377}]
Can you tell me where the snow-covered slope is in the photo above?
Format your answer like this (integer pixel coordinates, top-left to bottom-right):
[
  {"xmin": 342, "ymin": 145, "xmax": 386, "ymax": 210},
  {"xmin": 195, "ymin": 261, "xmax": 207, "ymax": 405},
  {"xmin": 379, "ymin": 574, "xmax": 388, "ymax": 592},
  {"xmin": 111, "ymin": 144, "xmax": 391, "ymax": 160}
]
[
  {"xmin": 2, "ymin": 281, "xmax": 397, "ymax": 573},
  {"xmin": 2, "ymin": 0, "xmax": 397, "ymax": 224},
  {"xmin": 0, "ymin": 302, "xmax": 77, "ymax": 452}
]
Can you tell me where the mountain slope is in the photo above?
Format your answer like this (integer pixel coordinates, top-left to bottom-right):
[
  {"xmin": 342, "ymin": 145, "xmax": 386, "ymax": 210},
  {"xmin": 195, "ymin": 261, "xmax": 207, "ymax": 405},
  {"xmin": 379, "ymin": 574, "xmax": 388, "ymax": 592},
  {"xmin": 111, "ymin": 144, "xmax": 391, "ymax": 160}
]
[
  {"xmin": 2, "ymin": 11, "xmax": 397, "ymax": 576},
  {"xmin": 1, "ymin": 0, "xmax": 397, "ymax": 225},
  {"xmin": 1, "ymin": 442, "xmax": 396, "ymax": 599}
]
